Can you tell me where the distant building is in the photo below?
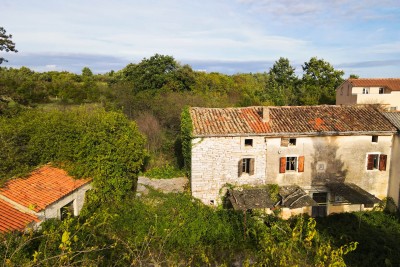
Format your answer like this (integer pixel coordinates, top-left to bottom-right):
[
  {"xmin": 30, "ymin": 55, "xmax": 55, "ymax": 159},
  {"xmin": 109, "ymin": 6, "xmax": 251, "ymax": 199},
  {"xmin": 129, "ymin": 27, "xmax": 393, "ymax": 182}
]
[
  {"xmin": 336, "ymin": 78, "xmax": 400, "ymax": 111},
  {"xmin": 0, "ymin": 165, "xmax": 91, "ymax": 232},
  {"xmin": 188, "ymin": 105, "xmax": 396, "ymax": 218}
]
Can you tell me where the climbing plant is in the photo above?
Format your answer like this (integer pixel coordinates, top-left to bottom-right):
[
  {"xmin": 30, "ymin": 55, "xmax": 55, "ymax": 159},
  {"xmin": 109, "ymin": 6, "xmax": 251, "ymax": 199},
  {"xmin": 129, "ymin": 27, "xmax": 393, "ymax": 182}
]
[{"xmin": 180, "ymin": 106, "xmax": 193, "ymax": 176}]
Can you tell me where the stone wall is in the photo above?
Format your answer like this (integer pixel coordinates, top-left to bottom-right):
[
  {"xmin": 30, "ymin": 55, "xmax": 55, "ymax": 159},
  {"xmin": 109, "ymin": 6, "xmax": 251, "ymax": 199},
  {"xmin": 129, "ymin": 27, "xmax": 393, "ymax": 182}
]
[
  {"xmin": 37, "ymin": 183, "xmax": 92, "ymax": 223},
  {"xmin": 191, "ymin": 134, "xmax": 392, "ymax": 206}
]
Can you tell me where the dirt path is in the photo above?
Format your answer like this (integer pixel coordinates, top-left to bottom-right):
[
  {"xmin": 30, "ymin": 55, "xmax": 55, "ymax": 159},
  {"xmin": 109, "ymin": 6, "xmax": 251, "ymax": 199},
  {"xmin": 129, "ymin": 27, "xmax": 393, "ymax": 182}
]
[{"xmin": 137, "ymin": 176, "xmax": 188, "ymax": 195}]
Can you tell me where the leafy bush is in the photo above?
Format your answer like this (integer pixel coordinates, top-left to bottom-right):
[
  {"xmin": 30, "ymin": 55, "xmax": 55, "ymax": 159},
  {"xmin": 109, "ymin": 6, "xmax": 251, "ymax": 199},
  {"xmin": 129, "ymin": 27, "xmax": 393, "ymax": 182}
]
[{"xmin": 0, "ymin": 106, "xmax": 147, "ymax": 201}]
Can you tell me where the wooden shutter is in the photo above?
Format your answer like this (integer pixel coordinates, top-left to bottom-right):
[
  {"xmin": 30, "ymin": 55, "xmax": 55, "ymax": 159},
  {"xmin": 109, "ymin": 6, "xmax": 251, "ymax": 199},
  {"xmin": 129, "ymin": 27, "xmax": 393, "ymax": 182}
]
[
  {"xmin": 249, "ymin": 158, "xmax": 255, "ymax": 175},
  {"xmin": 379, "ymin": 154, "xmax": 387, "ymax": 171},
  {"xmin": 298, "ymin": 156, "xmax": 305, "ymax": 172},
  {"xmin": 367, "ymin": 154, "xmax": 374, "ymax": 170},
  {"xmin": 279, "ymin": 157, "xmax": 286, "ymax": 173},
  {"xmin": 238, "ymin": 159, "xmax": 243, "ymax": 177}
]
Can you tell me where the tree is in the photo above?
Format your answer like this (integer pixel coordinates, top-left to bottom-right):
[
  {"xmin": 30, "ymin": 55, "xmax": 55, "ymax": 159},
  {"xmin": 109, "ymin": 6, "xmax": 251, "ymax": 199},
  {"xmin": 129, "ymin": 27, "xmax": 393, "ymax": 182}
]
[
  {"xmin": 0, "ymin": 27, "xmax": 18, "ymax": 64},
  {"xmin": 265, "ymin": 57, "xmax": 299, "ymax": 105},
  {"xmin": 300, "ymin": 57, "xmax": 344, "ymax": 105}
]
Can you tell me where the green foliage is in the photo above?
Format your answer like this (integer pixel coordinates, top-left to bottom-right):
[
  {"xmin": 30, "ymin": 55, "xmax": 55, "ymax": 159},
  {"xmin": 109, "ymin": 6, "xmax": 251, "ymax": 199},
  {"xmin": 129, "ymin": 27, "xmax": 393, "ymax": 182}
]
[
  {"xmin": 300, "ymin": 57, "xmax": 344, "ymax": 105},
  {"xmin": 251, "ymin": 215, "xmax": 357, "ymax": 267},
  {"xmin": 180, "ymin": 106, "xmax": 193, "ymax": 176},
  {"xmin": 144, "ymin": 164, "xmax": 185, "ymax": 179},
  {"xmin": 316, "ymin": 211, "xmax": 400, "ymax": 266},
  {"xmin": 0, "ymin": 27, "xmax": 18, "ymax": 64},
  {"xmin": 0, "ymin": 106, "xmax": 147, "ymax": 200}
]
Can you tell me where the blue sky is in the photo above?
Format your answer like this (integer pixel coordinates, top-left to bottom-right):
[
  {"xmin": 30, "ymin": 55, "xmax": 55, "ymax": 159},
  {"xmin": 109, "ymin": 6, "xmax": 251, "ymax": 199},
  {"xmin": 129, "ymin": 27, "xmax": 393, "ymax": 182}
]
[{"xmin": 2, "ymin": 0, "xmax": 400, "ymax": 77}]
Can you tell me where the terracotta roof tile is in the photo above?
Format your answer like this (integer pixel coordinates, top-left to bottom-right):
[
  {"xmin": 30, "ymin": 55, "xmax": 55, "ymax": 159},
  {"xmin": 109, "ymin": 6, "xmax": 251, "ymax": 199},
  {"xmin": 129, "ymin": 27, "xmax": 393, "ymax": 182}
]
[
  {"xmin": 0, "ymin": 199, "xmax": 39, "ymax": 232},
  {"xmin": 0, "ymin": 166, "xmax": 91, "ymax": 212},
  {"xmin": 190, "ymin": 105, "xmax": 397, "ymax": 137},
  {"xmin": 348, "ymin": 78, "xmax": 400, "ymax": 91}
]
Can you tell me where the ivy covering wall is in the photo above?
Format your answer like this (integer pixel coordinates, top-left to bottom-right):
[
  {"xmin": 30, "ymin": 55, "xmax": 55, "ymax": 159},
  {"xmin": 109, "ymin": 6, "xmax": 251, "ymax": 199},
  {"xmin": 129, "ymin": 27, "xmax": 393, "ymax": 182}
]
[{"xmin": 180, "ymin": 106, "xmax": 193, "ymax": 177}]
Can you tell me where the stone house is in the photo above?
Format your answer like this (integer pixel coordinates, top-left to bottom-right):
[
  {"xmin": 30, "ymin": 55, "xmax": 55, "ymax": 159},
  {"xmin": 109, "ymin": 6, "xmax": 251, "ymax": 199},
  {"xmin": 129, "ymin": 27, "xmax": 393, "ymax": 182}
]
[
  {"xmin": 0, "ymin": 165, "xmax": 91, "ymax": 232},
  {"xmin": 189, "ymin": 105, "xmax": 397, "ymax": 218},
  {"xmin": 336, "ymin": 78, "xmax": 400, "ymax": 111},
  {"xmin": 382, "ymin": 112, "xmax": 400, "ymax": 207}
]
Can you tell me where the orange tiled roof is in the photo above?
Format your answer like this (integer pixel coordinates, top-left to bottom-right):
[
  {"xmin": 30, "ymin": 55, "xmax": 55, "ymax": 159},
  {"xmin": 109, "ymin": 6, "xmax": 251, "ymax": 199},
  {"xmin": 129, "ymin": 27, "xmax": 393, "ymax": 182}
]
[
  {"xmin": 190, "ymin": 105, "xmax": 397, "ymax": 137},
  {"xmin": 0, "ymin": 199, "xmax": 39, "ymax": 232},
  {"xmin": 348, "ymin": 78, "xmax": 400, "ymax": 91},
  {"xmin": 0, "ymin": 166, "xmax": 91, "ymax": 212}
]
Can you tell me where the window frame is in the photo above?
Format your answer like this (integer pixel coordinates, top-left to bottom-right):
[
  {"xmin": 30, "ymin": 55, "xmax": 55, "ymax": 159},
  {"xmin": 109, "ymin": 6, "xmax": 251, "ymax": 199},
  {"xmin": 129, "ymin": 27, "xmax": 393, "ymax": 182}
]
[
  {"xmin": 280, "ymin": 156, "xmax": 304, "ymax": 173},
  {"xmin": 244, "ymin": 138, "xmax": 253, "ymax": 147},
  {"xmin": 371, "ymin": 135, "xmax": 378, "ymax": 143},
  {"xmin": 379, "ymin": 87, "xmax": 384, "ymax": 94},
  {"xmin": 238, "ymin": 157, "xmax": 255, "ymax": 177},
  {"xmin": 366, "ymin": 153, "xmax": 387, "ymax": 171},
  {"xmin": 362, "ymin": 87, "xmax": 369, "ymax": 94}
]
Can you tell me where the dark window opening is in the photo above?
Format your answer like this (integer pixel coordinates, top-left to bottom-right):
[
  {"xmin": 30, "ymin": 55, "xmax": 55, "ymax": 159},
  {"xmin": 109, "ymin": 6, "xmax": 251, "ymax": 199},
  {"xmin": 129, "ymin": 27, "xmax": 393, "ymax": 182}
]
[
  {"xmin": 244, "ymin": 138, "xmax": 253, "ymax": 147},
  {"xmin": 289, "ymin": 138, "xmax": 296, "ymax": 146},
  {"xmin": 372, "ymin": 136, "xmax": 378, "ymax": 143},
  {"xmin": 312, "ymin": 192, "xmax": 327, "ymax": 217},
  {"xmin": 239, "ymin": 158, "xmax": 255, "ymax": 176},
  {"xmin": 60, "ymin": 201, "xmax": 74, "ymax": 220},
  {"xmin": 286, "ymin": 157, "xmax": 297, "ymax": 171},
  {"xmin": 379, "ymin": 87, "xmax": 384, "ymax": 94}
]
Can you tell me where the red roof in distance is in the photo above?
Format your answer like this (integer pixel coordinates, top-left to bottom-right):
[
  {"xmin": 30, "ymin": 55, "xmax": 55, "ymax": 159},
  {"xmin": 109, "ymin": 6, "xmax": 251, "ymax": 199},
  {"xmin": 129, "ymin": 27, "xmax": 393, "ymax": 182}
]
[{"xmin": 348, "ymin": 78, "xmax": 400, "ymax": 91}]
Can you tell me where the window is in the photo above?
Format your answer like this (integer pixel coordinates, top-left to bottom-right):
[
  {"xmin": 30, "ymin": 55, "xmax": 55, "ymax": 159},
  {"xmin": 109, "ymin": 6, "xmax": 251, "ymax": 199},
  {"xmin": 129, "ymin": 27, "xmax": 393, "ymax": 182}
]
[
  {"xmin": 238, "ymin": 158, "xmax": 255, "ymax": 176},
  {"xmin": 372, "ymin": 136, "xmax": 378, "ymax": 143},
  {"xmin": 340, "ymin": 87, "xmax": 343, "ymax": 95},
  {"xmin": 379, "ymin": 87, "xmax": 384, "ymax": 94},
  {"xmin": 60, "ymin": 201, "xmax": 74, "ymax": 220},
  {"xmin": 244, "ymin": 138, "xmax": 253, "ymax": 147},
  {"xmin": 367, "ymin": 154, "xmax": 387, "ymax": 171},
  {"xmin": 279, "ymin": 156, "xmax": 304, "ymax": 173},
  {"xmin": 281, "ymin": 138, "xmax": 296, "ymax": 147},
  {"xmin": 390, "ymin": 107, "xmax": 398, "ymax": 111},
  {"xmin": 289, "ymin": 138, "xmax": 296, "ymax": 146},
  {"xmin": 362, "ymin": 88, "xmax": 369, "ymax": 94}
]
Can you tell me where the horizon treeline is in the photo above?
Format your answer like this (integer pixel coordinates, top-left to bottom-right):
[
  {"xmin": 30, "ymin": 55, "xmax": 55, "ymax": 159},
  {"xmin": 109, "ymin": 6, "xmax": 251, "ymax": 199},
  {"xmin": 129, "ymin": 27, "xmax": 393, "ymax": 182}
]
[{"xmin": 0, "ymin": 54, "xmax": 346, "ymax": 169}]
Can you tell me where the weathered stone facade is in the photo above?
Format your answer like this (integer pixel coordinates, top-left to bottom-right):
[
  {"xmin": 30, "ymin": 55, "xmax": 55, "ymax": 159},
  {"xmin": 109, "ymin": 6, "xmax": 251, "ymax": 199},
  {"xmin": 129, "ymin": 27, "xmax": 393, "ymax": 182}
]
[
  {"xmin": 191, "ymin": 134, "xmax": 392, "ymax": 213},
  {"xmin": 189, "ymin": 105, "xmax": 397, "ymax": 216}
]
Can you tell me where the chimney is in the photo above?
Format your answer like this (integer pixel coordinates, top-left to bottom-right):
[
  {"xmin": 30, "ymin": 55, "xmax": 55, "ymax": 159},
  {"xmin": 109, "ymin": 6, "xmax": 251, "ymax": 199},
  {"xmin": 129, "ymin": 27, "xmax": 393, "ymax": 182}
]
[{"xmin": 262, "ymin": 107, "xmax": 270, "ymax": 122}]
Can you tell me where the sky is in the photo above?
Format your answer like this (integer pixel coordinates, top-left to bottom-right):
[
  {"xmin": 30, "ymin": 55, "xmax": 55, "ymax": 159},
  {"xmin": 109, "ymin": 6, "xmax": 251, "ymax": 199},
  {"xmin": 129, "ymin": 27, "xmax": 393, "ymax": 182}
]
[{"xmin": 2, "ymin": 0, "xmax": 400, "ymax": 77}]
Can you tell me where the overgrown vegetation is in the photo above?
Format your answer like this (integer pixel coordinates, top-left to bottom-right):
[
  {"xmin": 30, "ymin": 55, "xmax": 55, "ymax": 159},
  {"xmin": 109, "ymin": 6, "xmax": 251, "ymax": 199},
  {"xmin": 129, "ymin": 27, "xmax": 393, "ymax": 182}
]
[
  {"xmin": 0, "ymin": 106, "xmax": 147, "ymax": 200},
  {"xmin": 0, "ymin": 191, "xmax": 366, "ymax": 266}
]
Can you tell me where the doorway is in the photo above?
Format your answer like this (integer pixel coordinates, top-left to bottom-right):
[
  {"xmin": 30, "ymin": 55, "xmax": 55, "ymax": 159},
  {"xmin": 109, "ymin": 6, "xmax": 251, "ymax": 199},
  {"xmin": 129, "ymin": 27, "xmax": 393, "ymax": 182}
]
[{"xmin": 312, "ymin": 192, "xmax": 327, "ymax": 217}]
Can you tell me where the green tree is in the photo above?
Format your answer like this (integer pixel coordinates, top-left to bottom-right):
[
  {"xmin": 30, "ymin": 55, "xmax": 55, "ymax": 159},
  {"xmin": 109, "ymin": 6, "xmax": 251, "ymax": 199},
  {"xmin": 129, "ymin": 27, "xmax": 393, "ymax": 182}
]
[
  {"xmin": 81, "ymin": 67, "xmax": 93, "ymax": 77},
  {"xmin": 300, "ymin": 57, "xmax": 344, "ymax": 105},
  {"xmin": 0, "ymin": 27, "xmax": 18, "ymax": 64},
  {"xmin": 265, "ymin": 57, "xmax": 298, "ymax": 105}
]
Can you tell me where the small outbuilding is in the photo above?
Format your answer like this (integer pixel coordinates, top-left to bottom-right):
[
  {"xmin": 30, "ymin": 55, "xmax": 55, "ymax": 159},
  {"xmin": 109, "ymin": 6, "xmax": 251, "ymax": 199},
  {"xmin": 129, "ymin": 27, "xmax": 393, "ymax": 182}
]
[{"xmin": 0, "ymin": 165, "xmax": 92, "ymax": 232}]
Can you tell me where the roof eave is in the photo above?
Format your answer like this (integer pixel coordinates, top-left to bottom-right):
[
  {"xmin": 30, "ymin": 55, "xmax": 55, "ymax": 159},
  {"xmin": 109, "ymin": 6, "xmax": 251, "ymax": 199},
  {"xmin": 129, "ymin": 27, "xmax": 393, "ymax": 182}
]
[{"xmin": 192, "ymin": 130, "xmax": 396, "ymax": 138}]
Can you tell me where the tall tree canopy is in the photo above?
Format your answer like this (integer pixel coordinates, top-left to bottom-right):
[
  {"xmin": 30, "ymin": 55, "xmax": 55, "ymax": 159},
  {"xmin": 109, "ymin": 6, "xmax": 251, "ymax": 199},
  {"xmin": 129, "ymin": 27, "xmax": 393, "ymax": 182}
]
[
  {"xmin": 300, "ymin": 57, "xmax": 344, "ymax": 105},
  {"xmin": 265, "ymin": 57, "xmax": 298, "ymax": 106},
  {"xmin": 120, "ymin": 54, "xmax": 195, "ymax": 92},
  {"xmin": 0, "ymin": 27, "xmax": 18, "ymax": 64}
]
